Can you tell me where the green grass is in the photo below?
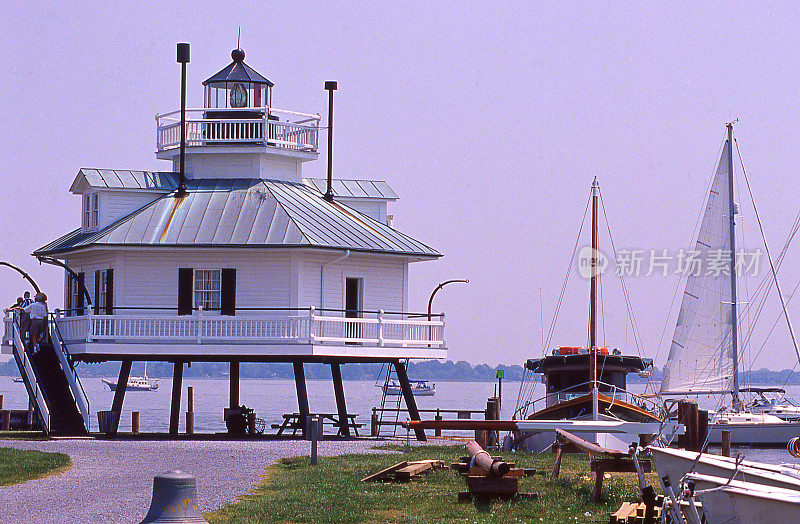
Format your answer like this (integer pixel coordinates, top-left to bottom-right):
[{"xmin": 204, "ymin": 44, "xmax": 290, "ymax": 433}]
[
  {"xmin": 0, "ymin": 431, "xmax": 49, "ymax": 441},
  {"xmin": 0, "ymin": 447, "xmax": 71, "ymax": 486},
  {"xmin": 206, "ymin": 445, "xmax": 658, "ymax": 523}
]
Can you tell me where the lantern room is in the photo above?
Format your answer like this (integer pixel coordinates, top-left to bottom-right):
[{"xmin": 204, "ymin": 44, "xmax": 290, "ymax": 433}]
[{"xmin": 203, "ymin": 48, "xmax": 274, "ymax": 111}]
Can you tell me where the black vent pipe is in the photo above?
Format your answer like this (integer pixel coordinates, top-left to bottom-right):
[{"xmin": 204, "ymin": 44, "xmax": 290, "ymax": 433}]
[
  {"xmin": 176, "ymin": 43, "xmax": 190, "ymax": 198},
  {"xmin": 323, "ymin": 81, "xmax": 337, "ymax": 202}
]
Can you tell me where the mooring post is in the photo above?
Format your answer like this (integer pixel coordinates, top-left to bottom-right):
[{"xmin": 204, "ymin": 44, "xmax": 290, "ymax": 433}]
[
  {"xmin": 0, "ymin": 394, "xmax": 3, "ymax": 409},
  {"xmin": 435, "ymin": 409, "xmax": 442, "ymax": 437},
  {"xmin": 697, "ymin": 409, "xmax": 708, "ymax": 452},
  {"xmin": 1, "ymin": 410, "xmax": 10, "ymax": 431},
  {"xmin": 310, "ymin": 414, "xmax": 319, "ymax": 466},
  {"xmin": 186, "ymin": 386, "xmax": 194, "ymax": 435},
  {"xmin": 722, "ymin": 430, "xmax": 731, "ymax": 457},
  {"xmin": 132, "ymin": 411, "xmax": 140, "ymax": 434},
  {"xmin": 371, "ymin": 407, "xmax": 378, "ymax": 437}
]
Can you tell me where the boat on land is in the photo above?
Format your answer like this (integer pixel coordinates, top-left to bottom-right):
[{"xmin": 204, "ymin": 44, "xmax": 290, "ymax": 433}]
[
  {"xmin": 379, "ymin": 380, "xmax": 435, "ymax": 396},
  {"xmin": 102, "ymin": 364, "xmax": 160, "ymax": 391},
  {"xmin": 659, "ymin": 123, "xmax": 800, "ymax": 445},
  {"xmin": 513, "ymin": 178, "xmax": 664, "ymax": 452},
  {"xmin": 685, "ymin": 472, "xmax": 800, "ymax": 523}
]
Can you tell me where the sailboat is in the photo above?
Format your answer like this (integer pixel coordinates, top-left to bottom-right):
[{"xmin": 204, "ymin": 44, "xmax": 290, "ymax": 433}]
[
  {"xmin": 515, "ymin": 179, "xmax": 664, "ymax": 452},
  {"xmin": 102, "ymin": 363, "xmax": 160, "ymax": 392},
  {"xmin": 659, "ymin": 123, "xmax": 800, "ymax": 445}
]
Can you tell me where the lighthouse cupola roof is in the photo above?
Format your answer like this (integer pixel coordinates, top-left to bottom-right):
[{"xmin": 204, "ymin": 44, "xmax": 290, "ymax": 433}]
[{"xmin": 203, "ymin": 48, "xmax": 274, "ymax": 87}]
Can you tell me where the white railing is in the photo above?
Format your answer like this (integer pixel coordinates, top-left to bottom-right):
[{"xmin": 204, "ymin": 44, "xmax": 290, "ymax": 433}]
[
  {"xmin": 156, "ymin": 107, "xmax": 320, "ymax": 153},
  {"xmin": 4, "ymin": 313, "xmax": 50, "ymax": 434},
  {"xmin": 54, "ymin": 307, "xmax": 445, "ymax": 349},
  {"xmin": 49, "ymin": 317, "xmax": 90, "ymax": 432}
]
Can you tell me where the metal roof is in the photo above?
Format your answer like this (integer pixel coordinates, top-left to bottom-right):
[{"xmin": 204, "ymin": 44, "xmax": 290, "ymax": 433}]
[
  {"xmin": 203, "ymin": 49, "xmax": 274, "ymax": 87},
  {"xmin": 302, "ymin": 178, "xmax": 398, "ymax": 200},
  {"xmin": 36, "ymin": 179, "xmax": 439, "ymax": 258},
  {"xmin": 70, "ymin": 169, "xmax": 179, "ymax": 193}
]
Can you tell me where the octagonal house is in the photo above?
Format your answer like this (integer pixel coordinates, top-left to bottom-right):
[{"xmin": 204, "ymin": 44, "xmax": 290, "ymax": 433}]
[{"xmin": 3, "ymin": 46, "xmax": 444, "ymax": 439}]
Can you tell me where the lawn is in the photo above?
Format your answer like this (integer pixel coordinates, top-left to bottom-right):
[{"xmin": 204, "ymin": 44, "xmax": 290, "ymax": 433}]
[
  {"xmin": 0, "ymin": 447, "xmax": 71, "ymax": 486},
  {"xmin": 206, "ymin": 444, "xmax": 656, "ymax": 523}
]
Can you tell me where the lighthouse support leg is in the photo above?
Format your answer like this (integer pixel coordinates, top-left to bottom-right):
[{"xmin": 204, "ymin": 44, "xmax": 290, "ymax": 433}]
[
  {"xmin": 110, "ymin": 359, "xmax": 132, "ymax": 433},
  {"xmin": 330, "ymin": 362, "xmax": 350, "ymax": 437},
  {"xmin": 169, "ymin": 361, "xmax": 183, "ymax": 435},
  {"xmin": 394, "ymin": 359, "xmax": 426, "ymax": 441},
  {"xmin": 293, "ymin": 361, "xmax": 310, "ymax": 438}
]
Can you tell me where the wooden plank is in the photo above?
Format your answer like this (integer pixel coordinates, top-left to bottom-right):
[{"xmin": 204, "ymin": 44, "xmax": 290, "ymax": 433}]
[
  {"xmin": 395, "ymin": 462, "xmax": 433, "ymax": 479},
  {"xmin": 360, "ymin": 461, "xmax": 408, "ymax": 482}
]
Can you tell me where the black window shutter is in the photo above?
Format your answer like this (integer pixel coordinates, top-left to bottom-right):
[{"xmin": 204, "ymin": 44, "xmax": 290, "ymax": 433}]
[
  {"xmin": 94, "ymin": 270, "xmax": 101, "ymax": 314},
  {"xmin": 66, "ymin": 272, "xmax": 73, "ymax": 317},
  {"xmin": 178, "ymin": 268, "xmax": 193, "ymax": 315},
  {"xmin": 77, "ymin": 272, "xmax": 85, "ymax": 315},
  {"xmin": 106, "ymin": 269, "xmax": 114, "ymax": 315},
  {"xmin": 221, "ymin": 268, "xmax": 236, "ymax": 316}
]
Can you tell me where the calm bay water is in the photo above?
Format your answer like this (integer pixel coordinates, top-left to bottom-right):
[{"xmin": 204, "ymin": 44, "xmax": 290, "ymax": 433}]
[{"xmin": 2, "ymin": 376, "xmax": 798, "ymax": 465}]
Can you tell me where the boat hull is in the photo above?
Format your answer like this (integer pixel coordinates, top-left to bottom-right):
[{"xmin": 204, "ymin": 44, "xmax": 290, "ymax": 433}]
[
  {"xmin": 707, "ymin": 420, "xmax": 800, "ymax": 445},
  {"xmin": 648, "ymin": 446, "xmax": 800, "ymax": 492},
  {"xmin": 689, "ymin": 474, "xmax": 800, "ymax": 524}
]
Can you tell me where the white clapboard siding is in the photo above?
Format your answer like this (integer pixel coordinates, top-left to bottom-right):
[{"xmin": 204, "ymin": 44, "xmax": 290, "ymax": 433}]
[
  {"xmin": 175, "ymin": 153, "xmax": 303, "ymax": 182},
  {"xmin": 99, "ymin": 191, "xmax": 163, "ymax": 230},
  {"xmin": 297, "ymin": 253, "xmax": 407, "ymax": 313}
]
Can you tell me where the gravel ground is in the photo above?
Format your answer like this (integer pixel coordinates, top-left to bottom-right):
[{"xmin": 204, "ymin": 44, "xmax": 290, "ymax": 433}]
[{"xmin": 0, "ymin": 437, "xmax": 403, "ymax": 523}]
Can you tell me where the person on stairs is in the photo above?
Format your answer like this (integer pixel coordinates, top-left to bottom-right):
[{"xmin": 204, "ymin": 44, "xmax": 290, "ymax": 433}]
[{"xmin": 24, "ymin": 293, "xmax": 48, "ymax": 354}]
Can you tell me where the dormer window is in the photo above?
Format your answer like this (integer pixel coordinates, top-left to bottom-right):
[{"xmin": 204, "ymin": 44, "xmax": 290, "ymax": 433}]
[
  {"xmin": 91, "ymin": 194, "xmax": 99, "ymax": 228},
  {"xmin": 83, "ymin": 195, "xmax": 90, "ymax": 229}
]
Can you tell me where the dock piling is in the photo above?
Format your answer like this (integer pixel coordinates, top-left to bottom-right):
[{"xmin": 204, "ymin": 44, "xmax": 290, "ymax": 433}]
[
  {"xmin": 310, "ymin": 415, "xmax": 319, "ymax": 465},
  {"xmin": 1, "ymin": 410, "xmax": 10, "ymax": 431},
  {"xmin": 186, "ymin": 386, "xmax": 194, "ymax": 435},
  {"xmin": 722, "ymin": 430, "xmax": 731, "ymax": 457},
  {"xmin": 132, "ymin": 411, "xmax": 140, "ymax": 434}
]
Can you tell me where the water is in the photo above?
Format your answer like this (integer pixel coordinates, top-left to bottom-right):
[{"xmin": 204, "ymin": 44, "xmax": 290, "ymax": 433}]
[{"xmin": 2, "ymin": 376, "xmax": 798, "ymax": 465}]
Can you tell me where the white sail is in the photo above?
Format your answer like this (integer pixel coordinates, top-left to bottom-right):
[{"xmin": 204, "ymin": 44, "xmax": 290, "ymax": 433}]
[{"xmin": 661, "ymin": 141, "xmax": 735, "ymax": 395}]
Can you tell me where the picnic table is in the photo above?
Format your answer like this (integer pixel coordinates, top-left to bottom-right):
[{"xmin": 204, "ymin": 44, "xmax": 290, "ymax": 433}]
[{"xmin": 272, "ymin": 412, "xmax": 362, "ymax": 436}]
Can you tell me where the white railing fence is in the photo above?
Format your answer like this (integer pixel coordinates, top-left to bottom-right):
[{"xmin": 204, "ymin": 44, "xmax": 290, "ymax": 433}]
[
  {"xmin": 54, "ymin": 308, "xmax": 445, "ymax": 348},
  {"xmin": 156, "ymin": 108, "xmax": 320, "ymax": 153}
]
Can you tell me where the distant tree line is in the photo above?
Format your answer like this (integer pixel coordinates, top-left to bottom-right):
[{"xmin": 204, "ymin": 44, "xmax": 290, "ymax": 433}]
[{"xmin": 1, "ymin": 359, "xmax": 797, "ymax": 385}]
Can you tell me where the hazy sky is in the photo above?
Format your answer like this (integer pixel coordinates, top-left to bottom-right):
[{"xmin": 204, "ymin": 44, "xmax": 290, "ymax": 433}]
[{"xmin": 2, "ymin": 2, "xmax": 800, "ymax": 370}]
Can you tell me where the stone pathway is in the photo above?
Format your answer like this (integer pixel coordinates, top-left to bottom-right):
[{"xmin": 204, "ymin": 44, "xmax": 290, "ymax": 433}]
[{"xmin": 0, "ymin": 437, "xmax": 389, "ymax": 523}]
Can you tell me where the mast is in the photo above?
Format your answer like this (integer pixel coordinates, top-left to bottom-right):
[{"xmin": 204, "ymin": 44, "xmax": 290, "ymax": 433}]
[
  {"xmin": 727, "ymin": 122, "xmax": 741, "ymax": 410},
  {"xmin": 590, "ymin": 178, "xmax": 599, "ymax": 419}
]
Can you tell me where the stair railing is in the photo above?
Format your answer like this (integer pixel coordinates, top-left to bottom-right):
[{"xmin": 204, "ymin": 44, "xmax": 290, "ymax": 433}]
[
  {"xmin": 49, "ymin": 313, "xmax": 90, "ymax": 432},
  {"xmin": 6, "ymin": 312, "xmax": 50, "ymax": 434}
]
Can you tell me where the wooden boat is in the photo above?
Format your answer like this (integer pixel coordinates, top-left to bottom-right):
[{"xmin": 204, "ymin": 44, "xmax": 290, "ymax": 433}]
[{"xmin": 514, "ymin": 179, "xmax": 663, "ymax": 452}]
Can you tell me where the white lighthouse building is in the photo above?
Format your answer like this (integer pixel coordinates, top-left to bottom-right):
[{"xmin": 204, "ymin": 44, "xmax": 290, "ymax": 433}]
[{"xmin": 4, "ymin": 45, "xmax": 445, "ymax": 439}]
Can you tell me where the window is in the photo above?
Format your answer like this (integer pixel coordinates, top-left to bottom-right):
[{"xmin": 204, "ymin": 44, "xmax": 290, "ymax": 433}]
[
  {"xmin": 194, "ymin": 269, "xmax": 221, "ymax": 310},
  {"xmin": 91, "ymin": 194, "xmax": 99, "ymax": 228},
  {"xmin": 98, "ymin": 270, "xmax": 108, "ymax": 310},
  {"xmin": 69, "ymin": 277, "xmax": 79, "ymax": 316},
  {"xmin": 83, "ymin": 195, "xmax": 90, "ymax": 229}
]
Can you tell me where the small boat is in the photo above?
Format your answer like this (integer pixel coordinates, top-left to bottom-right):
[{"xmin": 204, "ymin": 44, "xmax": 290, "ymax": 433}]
[
  {"xmin": 379, "ymin": 380, "xmax": 435, "ymax": 396},
  {"xmin": 686, "ymin": 472, "xmax": 800, "ymax": 523},
  {"xmin": 12, "ymin": 377, "xmax": 24, "ymax": 383},
  {"xmin": 648, "ymin": 445, "xmax": 800, "ymax": 492},
  {"xmin": 103, "ymin": 364, "xmax": 160, "ymax": 391}
]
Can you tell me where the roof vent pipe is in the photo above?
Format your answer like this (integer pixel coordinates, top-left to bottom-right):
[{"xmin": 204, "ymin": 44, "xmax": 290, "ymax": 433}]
[
  {"xmin": 323, "ymin": 81, "xmax": 337, "ymax": 202},
  {"xmin": 176, "ymin": 43, "xmax": 190, "ymax": 198}
]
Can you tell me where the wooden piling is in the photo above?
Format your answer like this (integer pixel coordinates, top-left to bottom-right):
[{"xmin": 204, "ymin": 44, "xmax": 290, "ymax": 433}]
[
  {"xmin": 1, "ymin": 410, "xmax": 10, "ymax": 431},
  {"xmin": 697, "ymin": 409, "xmax": 708, "ymax": 451},
  {"xmin": 186, "ymin": 386, "xmax": 194, "ymax": 434},
  {"xmin": 132, "ymin": 411, "xmax": 140, "ymax": 434},
  {"xmin": 677, "ymin": 400, "xmax": 700, "ymax": 451},
  {"xmin": 0, "ymin": 394, "xmax": 3, "ymax": 409},
  {"xmin": 435, "ymin": 409, "xmax": 442, "ymax": 437},
  {"xmin": 722, "ymin": 430, "xmax": 731, "ymax": 457},
  {"xmin": 370, "ymin": 408, "xmax": 378, "ymax": 437}
]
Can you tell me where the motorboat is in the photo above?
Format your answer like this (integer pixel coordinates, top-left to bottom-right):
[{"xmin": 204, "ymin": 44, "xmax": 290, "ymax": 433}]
[
  {"xmin": 741, "ymin": 387, "xmax": 800, "ymax": 421},
  {"xmin": 379, "ymin": 380, "xmax": 435, "ymax": 396},
  {"xmin": 102, "ymin": 363, "xmax": 160, "ymax": 391}
]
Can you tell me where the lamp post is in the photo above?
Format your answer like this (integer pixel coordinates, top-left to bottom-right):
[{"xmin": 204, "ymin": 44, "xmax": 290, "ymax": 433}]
[{"xmin": 427, "ymin": 279, "xmax": 469, "ymax": 321}]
